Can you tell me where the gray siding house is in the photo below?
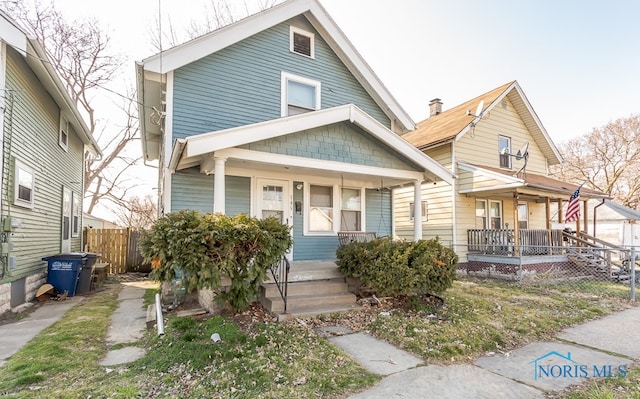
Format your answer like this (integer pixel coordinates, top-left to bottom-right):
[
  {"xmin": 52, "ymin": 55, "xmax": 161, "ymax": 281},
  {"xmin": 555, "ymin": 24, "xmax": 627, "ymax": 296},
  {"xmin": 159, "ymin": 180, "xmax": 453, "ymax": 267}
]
[
  {"xmin": 0, "ymin": 12, "xmax": 101, "ymax": 314},
  {"xmin": 136, "ymin": 0, "xmax": 453, "ymax": 261}
]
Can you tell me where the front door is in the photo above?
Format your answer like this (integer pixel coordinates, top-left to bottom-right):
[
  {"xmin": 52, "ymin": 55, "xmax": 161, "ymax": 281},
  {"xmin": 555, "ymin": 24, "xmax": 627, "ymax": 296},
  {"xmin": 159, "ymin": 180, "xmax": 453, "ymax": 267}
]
[{"xmin": 256, "ymin": 178, "xmax": 292, "ymax": 258}]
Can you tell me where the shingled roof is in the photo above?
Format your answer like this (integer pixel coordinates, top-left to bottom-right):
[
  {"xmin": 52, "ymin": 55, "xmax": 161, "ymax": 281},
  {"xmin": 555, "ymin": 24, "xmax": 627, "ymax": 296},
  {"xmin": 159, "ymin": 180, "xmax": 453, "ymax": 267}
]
[{"xmin": 402, "ymin": 81, "xmax": 562, "ymax": 166}]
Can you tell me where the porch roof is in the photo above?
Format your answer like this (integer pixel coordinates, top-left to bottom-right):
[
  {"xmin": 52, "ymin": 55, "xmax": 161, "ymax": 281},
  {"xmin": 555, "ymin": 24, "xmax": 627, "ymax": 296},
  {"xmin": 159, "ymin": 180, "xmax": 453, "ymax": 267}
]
[
  {"xmin": 168, "ymin": 104, "xmax": 455, "ymax": 187},
  {"xmin": 458, "ymin": 162, "xmax": 609, "ymax": 200}
]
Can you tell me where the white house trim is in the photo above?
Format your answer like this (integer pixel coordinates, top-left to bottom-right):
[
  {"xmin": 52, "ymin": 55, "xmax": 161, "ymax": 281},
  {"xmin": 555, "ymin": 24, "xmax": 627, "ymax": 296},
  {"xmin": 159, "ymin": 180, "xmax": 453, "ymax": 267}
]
[
  {"xmin": 215, "ymin": 148, "xmax": 426, "ymax": 181},
  {"xmin": 173, "ymin": 104, "xmax": 453, "ymax": 184}
]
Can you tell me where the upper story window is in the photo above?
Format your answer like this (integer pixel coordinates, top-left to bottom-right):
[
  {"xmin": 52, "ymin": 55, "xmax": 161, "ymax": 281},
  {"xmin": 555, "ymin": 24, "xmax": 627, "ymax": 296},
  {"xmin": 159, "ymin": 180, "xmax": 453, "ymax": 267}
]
[
  {"xmin": 499, "ymin": 135, "xmax": 511, "ymax": 169},
  {"xmin": 290, "ymin": 26, "xmax": 314, "ymax": 58},
  {"xmin": 59, "ymin": 113, "xmax": 69, "ymax": 152},
  {"xmin": 281, "ymin": 72, "xmax": 321, "ymax": 116},
  {"xmin": 14, "ymin": 159, "xmax": 35, "ymax": 209}
]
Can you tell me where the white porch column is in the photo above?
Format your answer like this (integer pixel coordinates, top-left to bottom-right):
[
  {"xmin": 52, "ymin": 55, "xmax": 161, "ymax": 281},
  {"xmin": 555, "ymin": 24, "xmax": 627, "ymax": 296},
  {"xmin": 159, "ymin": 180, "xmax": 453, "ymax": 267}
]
[
  {"xmin": 213, "ymin": 157, "xmax": 227, "ymax": 214},
  {"xmin": 413, "ymin": 180, "xmax": 422, "ymax": 241}
]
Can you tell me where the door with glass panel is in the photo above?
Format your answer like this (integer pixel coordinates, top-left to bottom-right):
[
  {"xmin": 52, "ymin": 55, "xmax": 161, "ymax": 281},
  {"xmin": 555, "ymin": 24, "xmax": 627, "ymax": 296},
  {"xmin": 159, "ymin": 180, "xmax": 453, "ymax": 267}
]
[{"xmin": 257, "ymin": 179, "xmax": 292, "ymax": 259}]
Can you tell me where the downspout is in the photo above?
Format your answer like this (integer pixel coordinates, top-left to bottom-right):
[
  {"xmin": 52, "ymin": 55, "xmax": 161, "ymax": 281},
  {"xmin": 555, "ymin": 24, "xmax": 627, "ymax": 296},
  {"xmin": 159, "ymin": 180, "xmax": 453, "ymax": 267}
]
[{"xmin": 593, "ymin": 199, "xmax": 606, "ymax": 239}]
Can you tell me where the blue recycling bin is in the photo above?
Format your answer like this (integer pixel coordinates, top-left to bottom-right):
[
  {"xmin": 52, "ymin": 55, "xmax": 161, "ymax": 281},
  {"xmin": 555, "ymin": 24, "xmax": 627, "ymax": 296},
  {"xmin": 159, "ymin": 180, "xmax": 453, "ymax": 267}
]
[{"xmin": 43, "ymin": 253, "xmax": 98, "ymax": 297}]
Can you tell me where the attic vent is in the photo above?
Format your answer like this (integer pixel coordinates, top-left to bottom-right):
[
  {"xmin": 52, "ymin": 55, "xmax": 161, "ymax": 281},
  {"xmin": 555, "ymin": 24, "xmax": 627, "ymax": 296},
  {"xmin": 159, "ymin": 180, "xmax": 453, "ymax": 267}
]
[
  {"xmin": 290, "ymin": 26, "xmax": 314, "ymax": 58},
  {"xmin": 501, "ymin": 99, "xmax": 507, "ymax": 109}
]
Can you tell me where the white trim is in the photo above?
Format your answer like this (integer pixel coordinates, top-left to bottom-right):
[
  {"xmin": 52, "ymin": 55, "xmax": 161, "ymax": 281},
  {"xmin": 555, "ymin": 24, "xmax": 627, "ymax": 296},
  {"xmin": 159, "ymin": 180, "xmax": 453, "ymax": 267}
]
[
  {"xmin": 304, "ymin": 182, "xmax": 338, "ymax": 236},
  {"xmin": 498, "ymin": 135, "xmax": 511, "ymax": 169},
  {"xmin": 175, "ymin": 104, "xmax": 453, "ymax": 184},
  {"xmin": 61, "ymin": 186, "xmax": 71, "ymax": 252},
  {"xmin": 218, "ymin": 147, "xmax": 425, "ymax": 181},
  {"xmin": 14, "ymin": 159, "xmax": 35, "ymax": 209},
  {"xmin": 290, "ymin": 25, "xmax": 314, "ymax": 58},
  {"xmin": 0, "ymin": 42, "xmax": 6, "ymax": 217},
  {"xmin": 163, "ymin": 167, "xmax": 172, "ymax": 214},
  {"xmin": 138, "ymin": 0, "xmax": 415, "ymax": 132},
  {"xmin": 164, "ymin": 71, "xmax": 174, "ymax": 168},
  {"xmin": 280, "ymin": 71, "xmax": 321, "ymax": 117},
  {"xmin": 458, "ymin": 162, "xmax": 523, "ymax": 184},
  {"xmin": 59, "ymin": 112, "xmax": 69, "ymax": 152},
  {"xmin": 339, "ymin": 186, "xmax": 365, "ymax": 232},
  {"xmin": 71, "ymin": 192, "xmax": 81, "ymax": 238}
]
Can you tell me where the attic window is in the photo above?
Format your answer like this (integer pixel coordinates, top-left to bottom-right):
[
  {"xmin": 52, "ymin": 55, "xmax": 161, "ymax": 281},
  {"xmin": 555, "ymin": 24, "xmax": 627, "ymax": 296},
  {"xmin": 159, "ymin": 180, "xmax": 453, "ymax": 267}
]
[
  {"xmin": 290, "ymin": 26, "xmax": 314, "ymax": 58},
  {"xmin": 281, "ymin": 72, "xmax": 321, "ymax": 116}
]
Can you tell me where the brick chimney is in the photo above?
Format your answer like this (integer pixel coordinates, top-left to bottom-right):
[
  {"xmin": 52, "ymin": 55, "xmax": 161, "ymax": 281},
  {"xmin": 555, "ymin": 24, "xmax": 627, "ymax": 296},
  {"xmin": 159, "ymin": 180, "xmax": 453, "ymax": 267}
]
[{"xmin": 429, "ymin": 98, "xmax": 442, "ymax": 117}]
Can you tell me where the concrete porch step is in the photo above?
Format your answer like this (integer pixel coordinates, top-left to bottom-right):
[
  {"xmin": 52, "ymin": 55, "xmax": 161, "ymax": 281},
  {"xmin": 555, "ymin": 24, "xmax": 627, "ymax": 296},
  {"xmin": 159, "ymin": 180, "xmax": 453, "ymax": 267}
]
[
  {"xmin": 265, "ymin": 262, "xmax": 344, "ymax": 283},
  {"xmin": 261, "ymin": 279, "xmax": 347, "ymax": 298},
  {"xmin": 264, "ymin": 292, "xmax": 357, "ymax": 313},
  {"xmin": 277, "ymin": 303, "xmax": 362, "ymax": 320}
]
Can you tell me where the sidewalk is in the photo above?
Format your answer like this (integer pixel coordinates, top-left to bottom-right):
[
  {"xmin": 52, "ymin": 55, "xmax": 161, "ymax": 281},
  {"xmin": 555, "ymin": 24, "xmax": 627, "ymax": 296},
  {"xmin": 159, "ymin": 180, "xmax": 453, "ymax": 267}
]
[{"xmin": 340, "ymin": 306, "xmax": 640, "ymax": 398}]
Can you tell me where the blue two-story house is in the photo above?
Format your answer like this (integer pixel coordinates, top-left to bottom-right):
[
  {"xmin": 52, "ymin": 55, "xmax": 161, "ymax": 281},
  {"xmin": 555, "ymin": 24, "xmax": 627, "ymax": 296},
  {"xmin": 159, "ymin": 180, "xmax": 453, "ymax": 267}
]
[{"xmin": 136, "ymin": 0, "xmax": 453, "ymax": 264}]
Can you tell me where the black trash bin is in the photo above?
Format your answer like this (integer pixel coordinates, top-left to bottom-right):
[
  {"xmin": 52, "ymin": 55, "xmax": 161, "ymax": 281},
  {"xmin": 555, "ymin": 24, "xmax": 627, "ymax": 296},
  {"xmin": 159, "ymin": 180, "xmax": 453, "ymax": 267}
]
[{"xmin": 43, "ymin": 252, "xmax": 101, "ymax": 296}]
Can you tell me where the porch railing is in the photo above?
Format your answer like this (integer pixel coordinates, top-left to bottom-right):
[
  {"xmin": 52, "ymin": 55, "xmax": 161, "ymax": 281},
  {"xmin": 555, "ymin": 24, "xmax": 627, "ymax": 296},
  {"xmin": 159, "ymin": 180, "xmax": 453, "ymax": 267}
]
[
  {"xmin": 467, "ymin": 229, "xmax": 565, "ymax": 256},
  {"xmin": 269, "ymin": 256, "xmax": 290, "ymax": 313}
]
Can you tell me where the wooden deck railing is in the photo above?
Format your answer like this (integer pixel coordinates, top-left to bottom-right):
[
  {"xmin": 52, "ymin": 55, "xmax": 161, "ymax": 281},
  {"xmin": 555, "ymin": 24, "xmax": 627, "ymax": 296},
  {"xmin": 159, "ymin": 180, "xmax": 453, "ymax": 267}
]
[{"xmin": 467, "ymin": 229, "xmax": 565, "ymax": 256}]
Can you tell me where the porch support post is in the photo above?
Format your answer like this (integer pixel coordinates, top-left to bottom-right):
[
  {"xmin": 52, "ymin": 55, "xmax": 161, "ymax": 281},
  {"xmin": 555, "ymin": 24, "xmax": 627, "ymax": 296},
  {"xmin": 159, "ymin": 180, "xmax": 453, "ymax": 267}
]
[
  {"xmin": 582, "ymin": 199, "xmax": 588, "ymax": 234},
  {"xmin": 213, "ymin": 156, "xmax": 227, "ymax": 214},
  {"xmin": 513, "ymin": 193, "xmax": 520, "ymax": 256},
  {"xmin": 413, "ymin": 180, "xmax": 422, "ymax": 241},
  {"xmin": 546, "ymin": 197, "xmax": 552, "ymax": 254}
]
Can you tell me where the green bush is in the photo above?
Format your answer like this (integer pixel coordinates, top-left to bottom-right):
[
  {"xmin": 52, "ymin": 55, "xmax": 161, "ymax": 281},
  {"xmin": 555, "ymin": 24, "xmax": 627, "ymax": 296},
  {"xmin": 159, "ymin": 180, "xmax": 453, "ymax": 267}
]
[
  {"xmin": 336, "ymin": 237, "xmax": 458, "ymax": 297},
  {"xmin": 140, "ymin": 210, "xmax": 292, "ymax": 312}
]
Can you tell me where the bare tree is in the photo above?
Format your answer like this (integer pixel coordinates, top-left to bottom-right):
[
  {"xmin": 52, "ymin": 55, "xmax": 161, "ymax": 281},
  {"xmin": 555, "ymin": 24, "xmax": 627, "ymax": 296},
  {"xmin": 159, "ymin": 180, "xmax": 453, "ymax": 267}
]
[
  {"xmin": 114, "ymin": 195, "xmax": 158, "ymax": 229},
  {"xmin": 150, "ymin": 0, "xmax": 284, "ymax": 50},
  {"xmin": 5, "ymin": 0, "xmax": 142, "ymax": 213},
  {"xmin": 552, "ymin": 114, "xmax": 640, "ymax": 209}
]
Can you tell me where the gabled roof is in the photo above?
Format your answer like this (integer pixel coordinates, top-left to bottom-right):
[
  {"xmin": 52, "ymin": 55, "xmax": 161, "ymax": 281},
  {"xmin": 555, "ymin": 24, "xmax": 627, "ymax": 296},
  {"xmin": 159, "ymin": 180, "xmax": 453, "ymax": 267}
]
[
  {"xmin": 169, "ymin": 104, "xmax": 454, "ymax": 185},
  {"xmin": 0, "ymin": 11, "xmax": 101, "ymax": 156},
  {"xmin": 403, "ymin": 81, "xmax": 562, "ymax": 166},
  {"xmin": 137, "ymin": 0, "xmax": 414, "ymax": 161}
]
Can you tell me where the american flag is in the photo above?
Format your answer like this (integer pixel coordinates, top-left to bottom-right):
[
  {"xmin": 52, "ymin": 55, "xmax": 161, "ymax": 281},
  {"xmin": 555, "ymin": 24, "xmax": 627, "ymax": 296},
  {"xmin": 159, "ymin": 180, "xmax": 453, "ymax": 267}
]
[{"xmin": 565, "ymin": 186, "xmax": 581, "ymax": 222}]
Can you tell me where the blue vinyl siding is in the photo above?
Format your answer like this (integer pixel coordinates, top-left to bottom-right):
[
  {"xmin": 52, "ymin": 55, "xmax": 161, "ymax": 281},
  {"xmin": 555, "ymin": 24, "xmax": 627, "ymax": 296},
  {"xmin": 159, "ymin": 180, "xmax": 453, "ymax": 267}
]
[
  {"xmin": 224, "ymin": 176, "xmax": 251, "ymax": 216},
  {"xmin": 240, "ymin": 122, "xmax": 417, "ymax": 170},
  {"xmin": 172, "ymin": 171, "xmax": 250, "ymax": 215},
  {"xmin": 366, "ymin": 188, "xmax": 392, "ymax": 237},
  {"xmin": 171, "ymin": 168, "xmax": 213, "ymax": 213},
  {"xmin": 172, "ymin": 16, "xmax": 390, "ymax": 139}
]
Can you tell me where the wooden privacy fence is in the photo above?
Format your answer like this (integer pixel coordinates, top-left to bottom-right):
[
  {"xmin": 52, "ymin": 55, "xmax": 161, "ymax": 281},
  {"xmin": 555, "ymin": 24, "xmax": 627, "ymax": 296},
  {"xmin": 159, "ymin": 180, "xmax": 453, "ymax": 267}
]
[{"xmin": 83, "ymin": 228, "xmax": 148, "ymax": 274}]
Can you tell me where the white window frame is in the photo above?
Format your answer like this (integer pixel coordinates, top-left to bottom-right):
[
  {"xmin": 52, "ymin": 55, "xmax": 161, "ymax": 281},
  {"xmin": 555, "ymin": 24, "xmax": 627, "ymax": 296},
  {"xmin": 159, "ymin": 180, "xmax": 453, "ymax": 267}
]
[
  {"xmin": 290, "ymin": 26, "xmax": 314, "ymax": 58},
  {"xmin": 304, "ymin": 183, "xmax": 338, "ymax": 236},
  {"xmin": 518, "ymin": 202, "xmax": 529, "ymax": 229},
  {"xmin": 499, "ymin": 135, "xmax": 511, "ymax": 169},
  {"xmin": 340, "ymin": 187, "xmax": 364, "ymax": 231},
  {"xmin": 281, "ymin": 71, "xmax": 321, "ymax": 117},
  {"xmin": 409, "ymin": 201, "xmax": 428, "ymax": 222},
  {"xmin": 14, "ymin": 159, "xmax": 35, "ymax": 209},
  {"xmin": 59, "ymin": 113, "xmax": 69, "ymax": 152},
  {"xmin": 489, "ymin": 200, "xmax": 503, "ymax": 229},
  {"xmin": 72, "ymin": 192, "xmax": 81, "ymax": 238}
]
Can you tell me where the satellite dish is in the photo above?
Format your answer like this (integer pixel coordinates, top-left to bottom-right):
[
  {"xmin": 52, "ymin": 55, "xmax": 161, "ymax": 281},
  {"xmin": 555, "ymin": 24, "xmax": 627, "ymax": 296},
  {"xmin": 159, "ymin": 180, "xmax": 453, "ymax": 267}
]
[
  {"xmin": 515, "ymin": 141, "xmax": 529, "ymax": 160},
  {"xmin": 475, "ymin": 100, "xmax": 485, "ymax": 118}
]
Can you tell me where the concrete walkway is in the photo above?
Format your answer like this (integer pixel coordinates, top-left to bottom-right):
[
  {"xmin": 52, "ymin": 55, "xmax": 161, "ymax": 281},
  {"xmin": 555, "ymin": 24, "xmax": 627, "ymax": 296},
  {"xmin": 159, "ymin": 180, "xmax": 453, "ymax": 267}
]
[
  {"xmin": 0, "ymin": 280, "xmax": 152, "ymax": 368},
  {"xmin": 343, "ymin": 306, "xmax": 640, "ymax": 398}
]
